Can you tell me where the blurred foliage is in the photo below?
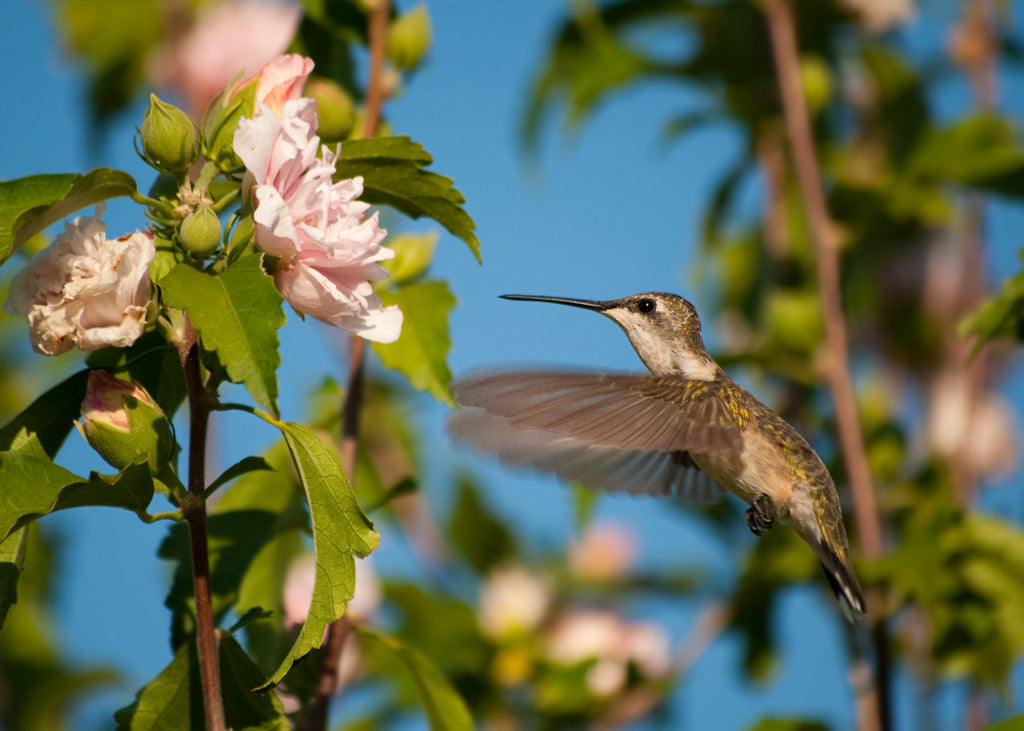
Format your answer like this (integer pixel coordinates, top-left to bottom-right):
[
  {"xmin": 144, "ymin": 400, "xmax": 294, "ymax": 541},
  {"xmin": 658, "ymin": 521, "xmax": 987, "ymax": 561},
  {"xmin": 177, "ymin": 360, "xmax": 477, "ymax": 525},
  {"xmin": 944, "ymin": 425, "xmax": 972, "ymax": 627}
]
[{"xmin": 0, "ymin": 525, "xmax": 119, "ymax": 731}]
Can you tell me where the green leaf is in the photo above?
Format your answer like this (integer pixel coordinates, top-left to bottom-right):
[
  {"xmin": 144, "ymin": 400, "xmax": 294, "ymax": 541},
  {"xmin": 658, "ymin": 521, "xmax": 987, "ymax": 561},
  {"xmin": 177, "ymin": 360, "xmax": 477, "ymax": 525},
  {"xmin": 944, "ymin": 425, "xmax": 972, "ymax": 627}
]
[
  {"xmin": 258, "ymin": 422, "xmax": 379, "ymax": 689},
  {"xmin": 0, "ymin": 174, "xmax": 74, "ymax": 260},
  {"xmin": 448, "ymin": 476, "xmax": 514, "ymax": 574},
  {"xmin": 371, "ymin": 279, "xmax": 456, "ymax": 406},
  {"xmin": 0, "ymin": 370, "xmax": 90, "ymax": 459},
  {"xmin": 382, "ymin": 582, "xmax": 488, "ymax": 677},
  {"xmin": 0, "ymin": 456, "xmax": 155, "ymax": 542},
  {"xmin": 161, "ymin": 256, "xmax": 284, "ymax": 415},
  {"xmin": 521, "ymin": 2, "xmax": 665, "ymax": 151},
  {"xmin": 220, "ymin": 635, "xmax": 291, "ymax": 730},
  {"xmin": 160, "ymin": 441, "xmax": 306, "ymax": 655},
  {"xmin": 0, "ymin": 527, "xmax": 27, "ymax": 628},
  {"xmin": 910, "ymin": 115, "xmax": 1024, "ymax": 191},
  {"xmin": 383, "ymin": 231, "xmax": 439, "ymax": 285},
  {"xmin": 159, "ymin": 509, "xmax": 283, "ymax": 650},
  {"xmin": 986, "ymin": 713, "xmax": 1024, "ymax": 731},
  {"xmin": 745, "ymin": 719, "xmax": 830, "ymax": 731},
  {"xmin": 960, "ymin": 267, "xmax": 1024, "ymax": 351},
  {"xmin": 356, "ymin": 628, "xmax": 474, "ymax": 731},
  {"xmin": 336, "ymin": 136, "xmax": 480, "ymax": 262},
  {"xmin": 114, "ymin": 634, "xmax": 289, "ymax": 731},
  {"xmin": 206, "ymin": 456, "xmax": 273, "ymax": 497},
  {"xmin": 0, "ymin": 169, "xmax": 138, "ymax": 263},
  {"xmin": 0, "ymin": 454, "xmax": 83, "ymax": 540}
]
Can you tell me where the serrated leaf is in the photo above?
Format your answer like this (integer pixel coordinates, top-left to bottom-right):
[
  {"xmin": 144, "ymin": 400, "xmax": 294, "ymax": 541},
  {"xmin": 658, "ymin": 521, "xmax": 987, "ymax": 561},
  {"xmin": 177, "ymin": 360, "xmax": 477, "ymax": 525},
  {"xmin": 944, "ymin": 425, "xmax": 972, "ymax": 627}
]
[
  {"xmin": 258, "ymin": 422, "xmax": 379, "ymax": 689},
  {"xmin": 114, "ymin": 634, "xmax": 288, "ymax": 731},
  {"xmin": 161, "ymin": 256, "xmax": 284, "ymax": 415},
  {"xmin": 0, "ymin": 169, "xmax": 137, "ymax": 262},
  {"xmin": 0, "ymin": 454, "xmax": 83, "ymax": 541},
  {"xmin": 0, "ymin": 457, "xmax": 154, "ymax": 541},
  {"xmin": 356, "ymin": 628, "xmax": 474, "ymax": 731},
  {"xmin": 336, "ymin": 136, "xmax": 480, "ymax": 261},
  {"xmin": 0, "ymin": 527, "xmax": 27, "ymax": 628},
  {"xmin": 371, "ymin": 280, "xmax": 455, "ymax": 405},
  {"xmin": 0, "ymin": 370, "xmax": 90, "ymax": 459}
]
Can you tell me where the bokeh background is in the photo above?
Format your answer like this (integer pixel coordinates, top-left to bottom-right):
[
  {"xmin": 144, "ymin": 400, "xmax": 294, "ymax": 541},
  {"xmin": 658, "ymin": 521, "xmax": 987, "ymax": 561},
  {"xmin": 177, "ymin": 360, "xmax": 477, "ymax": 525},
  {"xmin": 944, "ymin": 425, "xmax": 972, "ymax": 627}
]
[{"xmin": 3, "ymin": 1, "xmax": 1024, "ymax": 729}]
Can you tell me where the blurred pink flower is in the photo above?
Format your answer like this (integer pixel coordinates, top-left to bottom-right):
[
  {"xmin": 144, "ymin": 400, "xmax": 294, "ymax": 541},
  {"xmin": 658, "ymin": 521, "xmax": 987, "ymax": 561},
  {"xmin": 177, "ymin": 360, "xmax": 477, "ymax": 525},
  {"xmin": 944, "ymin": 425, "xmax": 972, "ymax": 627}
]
[
  {"xmin": 281, "ymin": 553, "xmax": 376, "ymax": 694},
  {"xmin": 568, "ymin": 521, "xmax": 638, "ymax": 581},
  {"xmin": 545, "ymin": 610, "xmax": 622, "ymax": 666},
  {"xmin": 545, "ymin": 609, "xmax": 671, "ymax": 697},
  {"xmin": 478, "ymin": 564, "xmax": 552, "ymax": 639},
  {"xmin": 147, "ymin": 0, "xmax": 302, "ymax": 116},
  {"xmin": 283, "ymin": 553, "xmax": 381, "ymax": 628},
  {"xmin": 928, "ymin": 371, "xmax": 1019, "ymax": 480},
  {"xmin": 234, "ymin": 90, "xmax": 402, "ymax": 342},
  {"xmin": 4, "ymin": 205, "xmax": 154, "ymax": 355}
]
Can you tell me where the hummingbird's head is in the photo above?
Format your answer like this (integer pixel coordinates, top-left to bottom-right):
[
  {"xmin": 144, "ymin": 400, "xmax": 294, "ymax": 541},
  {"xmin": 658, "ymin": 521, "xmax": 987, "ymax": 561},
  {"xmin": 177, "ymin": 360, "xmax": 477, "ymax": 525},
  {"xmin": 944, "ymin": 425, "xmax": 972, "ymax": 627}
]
[{"xmin": 501, "ymin": 292, "xmax": 720, "ymax": 379}]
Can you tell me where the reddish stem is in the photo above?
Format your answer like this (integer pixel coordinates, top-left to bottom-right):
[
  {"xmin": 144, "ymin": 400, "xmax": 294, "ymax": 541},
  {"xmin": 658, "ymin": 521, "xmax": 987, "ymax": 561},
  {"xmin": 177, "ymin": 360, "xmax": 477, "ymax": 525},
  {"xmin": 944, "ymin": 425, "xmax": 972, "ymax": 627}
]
[{"xmin": 179, "ymin": 329, "xmax": 226, "ymax": 731}]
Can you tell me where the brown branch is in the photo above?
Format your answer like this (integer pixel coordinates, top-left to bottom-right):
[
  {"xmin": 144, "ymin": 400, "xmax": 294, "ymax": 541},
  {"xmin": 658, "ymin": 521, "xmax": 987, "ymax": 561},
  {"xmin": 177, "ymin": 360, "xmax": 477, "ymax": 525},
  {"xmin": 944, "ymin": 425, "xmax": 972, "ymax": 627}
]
[
  {"xmin": 177, "ymin": 324, "xmax": 226, "ymax": 731},
  {"xmin": 763, "ymin": 2, "xmax": 889, "ymax": 730},
  {"xmin": 673, "ymin": 601, "xmax": 734, "ymax": 676},
  {"xmin": 362, "ymin": 0, "xmax": 391, "ymax": 140},
  {"xmin": 305, "ymin": 2, "xmax": 390, "ymax": 728}
]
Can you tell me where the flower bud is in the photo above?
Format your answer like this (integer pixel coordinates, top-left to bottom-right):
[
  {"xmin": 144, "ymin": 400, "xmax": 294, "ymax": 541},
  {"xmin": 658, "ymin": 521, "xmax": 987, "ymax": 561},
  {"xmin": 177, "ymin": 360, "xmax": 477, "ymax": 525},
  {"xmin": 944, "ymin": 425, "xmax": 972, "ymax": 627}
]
[
  {"xmin": 77, "ymin": 370, "xmax": 172, "ymax": 473},
  {"xmin": 387, "ymin": 5, "xmax": 432, "ymax": 70},
  {"xmin": 203, "ymin": 78, "xmax": 259, "ymax": 173},
  {"xmin": 141, "ymin": 94, "xmax": 199, "ymax": 172},
  {"xmin": 308, "ymin": 78, "xmax": 356, "ymax": 142},
  {"xmin": 179, "ymin": 203, "xmax": 222, "ymax": 259}
]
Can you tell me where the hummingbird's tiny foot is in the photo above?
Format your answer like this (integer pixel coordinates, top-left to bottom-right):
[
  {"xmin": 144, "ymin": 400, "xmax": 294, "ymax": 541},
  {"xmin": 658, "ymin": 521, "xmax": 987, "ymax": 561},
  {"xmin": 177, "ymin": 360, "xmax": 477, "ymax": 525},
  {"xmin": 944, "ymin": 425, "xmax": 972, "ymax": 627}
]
[{"xmin": 746, "ymin": 494, "xmax": 774, "ymax": 536}]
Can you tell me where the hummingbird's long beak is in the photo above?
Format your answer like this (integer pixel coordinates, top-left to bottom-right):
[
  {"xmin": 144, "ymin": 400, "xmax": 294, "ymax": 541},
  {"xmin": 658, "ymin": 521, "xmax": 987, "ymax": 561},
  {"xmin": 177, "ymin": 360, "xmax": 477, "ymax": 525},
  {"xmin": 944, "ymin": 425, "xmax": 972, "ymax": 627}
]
[{"xmin": 500, "ymin": 294, "xmax": 611, "ymax": 311}]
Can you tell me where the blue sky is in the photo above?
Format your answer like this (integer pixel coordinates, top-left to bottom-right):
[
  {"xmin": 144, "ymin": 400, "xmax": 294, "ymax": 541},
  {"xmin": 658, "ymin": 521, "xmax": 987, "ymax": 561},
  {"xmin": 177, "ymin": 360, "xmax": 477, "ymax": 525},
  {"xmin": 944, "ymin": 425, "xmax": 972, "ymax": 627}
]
[{"xmin": 3, "ymin": 2, "xmax": 1024, "ymax": 729}]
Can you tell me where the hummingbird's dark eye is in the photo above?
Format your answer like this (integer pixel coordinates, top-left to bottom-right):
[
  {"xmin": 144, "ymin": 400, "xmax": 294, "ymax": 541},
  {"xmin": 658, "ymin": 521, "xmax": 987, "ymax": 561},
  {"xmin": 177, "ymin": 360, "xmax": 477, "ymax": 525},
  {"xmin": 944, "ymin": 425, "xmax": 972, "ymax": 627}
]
[{"xmin": 637, "ymin": 298, "xmax": 656, "ymax": 314}]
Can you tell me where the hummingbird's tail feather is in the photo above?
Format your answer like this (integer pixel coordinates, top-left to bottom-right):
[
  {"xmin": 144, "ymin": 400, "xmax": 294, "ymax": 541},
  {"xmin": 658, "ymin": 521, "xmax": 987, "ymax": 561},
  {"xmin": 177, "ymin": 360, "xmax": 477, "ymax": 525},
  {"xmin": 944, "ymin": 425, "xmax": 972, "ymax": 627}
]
[{"xmin": 818, "ymin": 545, "xmax": 866, "ymax": 624}]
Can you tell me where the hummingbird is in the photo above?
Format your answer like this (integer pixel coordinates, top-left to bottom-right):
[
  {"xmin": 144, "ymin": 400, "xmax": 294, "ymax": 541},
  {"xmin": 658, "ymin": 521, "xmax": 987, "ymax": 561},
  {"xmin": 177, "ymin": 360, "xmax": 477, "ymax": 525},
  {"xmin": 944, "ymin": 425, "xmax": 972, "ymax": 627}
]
[{"xmin": 448, "ymin": 292, "xmax": 865, "ymax": 623}]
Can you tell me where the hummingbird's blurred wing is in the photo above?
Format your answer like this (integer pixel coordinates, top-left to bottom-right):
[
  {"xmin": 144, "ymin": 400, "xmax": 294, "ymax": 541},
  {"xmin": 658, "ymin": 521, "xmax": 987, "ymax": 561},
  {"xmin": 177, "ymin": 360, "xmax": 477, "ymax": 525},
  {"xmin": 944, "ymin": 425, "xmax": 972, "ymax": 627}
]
[
  {"xmin": 449, "ymin": 370, "xmax": 745, "ymax": 502},
  {"xmin": 450, "ymin": 370, "xmax": 744, "ymax": 454},
  {"xmin": 449, "ymin": 407, "xmax": 722, "ymax": 502}
]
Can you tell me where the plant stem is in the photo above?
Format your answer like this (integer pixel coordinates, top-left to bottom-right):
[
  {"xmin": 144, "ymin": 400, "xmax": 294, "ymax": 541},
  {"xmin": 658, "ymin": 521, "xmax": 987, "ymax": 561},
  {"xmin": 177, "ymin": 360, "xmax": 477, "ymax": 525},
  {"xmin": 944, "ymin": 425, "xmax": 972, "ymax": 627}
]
[
  {"xmin": 305, "ymin": 2, "xmax": 390, "ymax": 728},
  {"xmin": 178, "ymin": 324, "xmax": 226, "ymax": 731},
  {"xmin": 763, "ymin": 1, "xmax": 889, "ymax": 730}
]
